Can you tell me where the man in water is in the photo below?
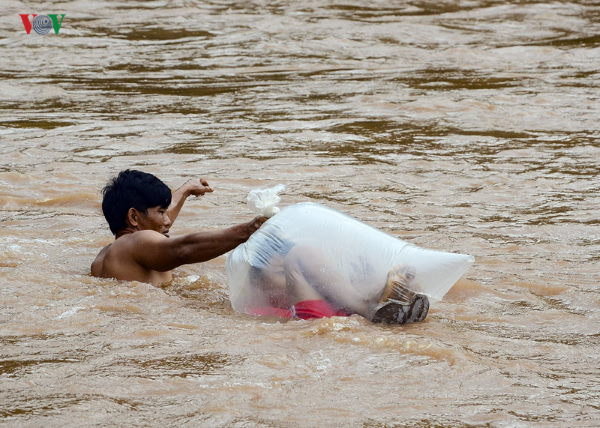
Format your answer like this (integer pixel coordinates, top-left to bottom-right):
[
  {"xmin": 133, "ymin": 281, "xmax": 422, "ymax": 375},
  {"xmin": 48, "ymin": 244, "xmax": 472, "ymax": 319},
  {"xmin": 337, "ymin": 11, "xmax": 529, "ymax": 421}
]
[
  {"xmin": 91, "ymin": 169, "xmax": 266, "ymax": 285},
  {"xmin": 93, "ymin": 169, "xmax": 427, "ymax": 324}
]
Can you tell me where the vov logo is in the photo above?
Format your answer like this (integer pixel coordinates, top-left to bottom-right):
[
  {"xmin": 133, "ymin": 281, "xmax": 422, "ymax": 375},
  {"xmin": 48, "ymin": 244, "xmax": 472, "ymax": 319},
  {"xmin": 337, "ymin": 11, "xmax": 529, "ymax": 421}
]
[{"xmin": 20, "ymin": 14, "xmax": 66, "ymax": 35}]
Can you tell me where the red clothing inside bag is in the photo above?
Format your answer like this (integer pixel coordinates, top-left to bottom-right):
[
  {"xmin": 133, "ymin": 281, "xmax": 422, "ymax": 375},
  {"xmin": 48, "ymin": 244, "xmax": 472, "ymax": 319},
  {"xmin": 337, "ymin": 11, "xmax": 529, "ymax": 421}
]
[{"xmin": 249, "ymin": 299, "xmax": 349, "ymax": 319}]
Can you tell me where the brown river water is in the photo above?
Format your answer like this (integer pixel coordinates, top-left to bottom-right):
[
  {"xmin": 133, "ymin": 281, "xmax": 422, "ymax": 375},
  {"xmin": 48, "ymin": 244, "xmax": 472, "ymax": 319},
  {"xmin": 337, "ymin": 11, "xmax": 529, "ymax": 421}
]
[{"xmin": 1, "ymin": 0, "xmax": 599, "ymax": 426}]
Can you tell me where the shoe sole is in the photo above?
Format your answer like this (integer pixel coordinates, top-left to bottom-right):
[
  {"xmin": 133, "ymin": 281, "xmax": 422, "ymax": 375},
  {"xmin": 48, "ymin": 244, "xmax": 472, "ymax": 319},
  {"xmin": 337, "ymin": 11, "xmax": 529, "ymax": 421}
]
[{"xmin": 372, "ymin": 294, "xmax": 429, "ymax": 324}]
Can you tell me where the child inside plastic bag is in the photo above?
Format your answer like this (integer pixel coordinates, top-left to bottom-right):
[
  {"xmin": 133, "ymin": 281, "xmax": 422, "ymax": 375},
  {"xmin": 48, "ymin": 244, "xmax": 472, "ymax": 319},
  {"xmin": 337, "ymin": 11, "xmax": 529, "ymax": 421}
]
[
  {"xmin": 244, "ymin": 242, "xmax": 430, "ymax": 324},
  {"xmin": 227, "ymin": 200, "xmax": 474, "ymax": 325}
]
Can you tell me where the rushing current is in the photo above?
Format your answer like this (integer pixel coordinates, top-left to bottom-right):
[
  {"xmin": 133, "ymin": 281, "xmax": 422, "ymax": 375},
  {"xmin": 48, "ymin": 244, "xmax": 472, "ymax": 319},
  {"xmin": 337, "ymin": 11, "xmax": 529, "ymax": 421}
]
[{"xmin": 1, "ymin": 0, "xmax": 599, "ymax": 426}]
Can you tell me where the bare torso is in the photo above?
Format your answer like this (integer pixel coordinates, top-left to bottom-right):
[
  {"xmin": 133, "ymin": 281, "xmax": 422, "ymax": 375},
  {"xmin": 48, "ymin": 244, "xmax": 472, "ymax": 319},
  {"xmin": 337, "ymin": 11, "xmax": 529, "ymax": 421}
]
[{"xmin": 91, "ymin": 233, "xmax": 172, "ymax": 286}]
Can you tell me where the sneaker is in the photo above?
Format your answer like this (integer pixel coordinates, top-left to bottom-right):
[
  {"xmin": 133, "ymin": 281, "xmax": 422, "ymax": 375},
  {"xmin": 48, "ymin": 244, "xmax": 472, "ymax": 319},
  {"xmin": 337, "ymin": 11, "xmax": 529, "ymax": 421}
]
[
  {"xmin": 372, "ymin": 265, "xmax": 429, "ymax": 324},
  {"xmin": 371, "ymin": 294, "xmax": 429, "ymax": 324}
]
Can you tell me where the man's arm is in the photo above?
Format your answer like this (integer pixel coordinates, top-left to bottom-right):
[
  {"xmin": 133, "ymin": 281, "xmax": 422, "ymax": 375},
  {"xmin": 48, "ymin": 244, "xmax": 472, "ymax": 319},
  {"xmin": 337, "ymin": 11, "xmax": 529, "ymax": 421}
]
[
  {"xmin": 167, "ymin": 178, "xmax": 213, "ymax": 225},
  {"xmin": 129, "ymin": 216, "xmax": 267, "ymax": 272}
]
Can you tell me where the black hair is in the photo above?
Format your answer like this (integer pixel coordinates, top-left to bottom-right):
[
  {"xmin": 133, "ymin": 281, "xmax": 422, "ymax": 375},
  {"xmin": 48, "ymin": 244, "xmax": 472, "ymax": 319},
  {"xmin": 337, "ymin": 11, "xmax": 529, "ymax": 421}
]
[{"xmin": 101, "ymin": 169, "xmax": 172, "ymax": 235}]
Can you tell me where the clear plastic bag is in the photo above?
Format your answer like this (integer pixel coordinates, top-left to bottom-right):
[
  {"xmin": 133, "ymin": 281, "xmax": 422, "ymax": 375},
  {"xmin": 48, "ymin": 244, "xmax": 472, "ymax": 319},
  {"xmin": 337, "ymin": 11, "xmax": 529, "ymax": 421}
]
[
  {"xmin": 247, "ymin": 184, "xmax": 286, "ymax": 218},
  {"xmin": 226, "ymin": 202, "xmax": 474, "ymax": 319}
]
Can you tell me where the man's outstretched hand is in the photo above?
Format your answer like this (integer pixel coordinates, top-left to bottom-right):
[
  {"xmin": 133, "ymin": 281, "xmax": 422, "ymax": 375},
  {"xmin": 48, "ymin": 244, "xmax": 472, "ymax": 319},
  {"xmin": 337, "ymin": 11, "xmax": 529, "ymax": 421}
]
[
  {"xmin": 169, "ymin": 178, "xmax": 266, "ymax": 242},
  {"xmin": 184, "ymin": 178, "xmax": 213, "ymax": 197},
  {"xmin": 168, "ymin": 178, "xmax": 213, "ymax": 225}
]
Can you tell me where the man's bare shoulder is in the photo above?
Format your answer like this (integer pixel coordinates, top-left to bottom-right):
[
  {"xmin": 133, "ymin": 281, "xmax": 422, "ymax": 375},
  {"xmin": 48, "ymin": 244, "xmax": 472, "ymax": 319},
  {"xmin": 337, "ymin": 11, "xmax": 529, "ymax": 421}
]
[
  {"xmin": 130, "ymin": 229, "xmax": 168, "ymax": 239},
  {"xmin": 103, "ymin": 230, "xmax": 168, "ymax": 256},
  {"xmin": 124, "ymin": 229, "xmax": 169, "ymax": 247},
  {"xmin": 91, "ymin": 243, "xmax": 111, "ymax": 277},
  {"xmin": 91, "ymin": 231, "xmax": 170, "ymax": 280}
]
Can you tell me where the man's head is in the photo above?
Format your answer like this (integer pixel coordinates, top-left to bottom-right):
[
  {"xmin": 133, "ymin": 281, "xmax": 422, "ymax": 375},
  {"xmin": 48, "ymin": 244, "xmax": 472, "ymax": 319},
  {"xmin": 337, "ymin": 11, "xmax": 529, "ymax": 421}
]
[{"xmin": 102, "ymin": 169, "xmax": 172, "ymax": 236}]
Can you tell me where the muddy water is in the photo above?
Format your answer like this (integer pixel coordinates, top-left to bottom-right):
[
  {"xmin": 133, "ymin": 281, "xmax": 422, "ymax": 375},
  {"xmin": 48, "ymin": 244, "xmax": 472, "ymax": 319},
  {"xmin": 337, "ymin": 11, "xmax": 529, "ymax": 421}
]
[{"xmin": 1, "ymin": 0, "xmax": 599, "ymax": 426}]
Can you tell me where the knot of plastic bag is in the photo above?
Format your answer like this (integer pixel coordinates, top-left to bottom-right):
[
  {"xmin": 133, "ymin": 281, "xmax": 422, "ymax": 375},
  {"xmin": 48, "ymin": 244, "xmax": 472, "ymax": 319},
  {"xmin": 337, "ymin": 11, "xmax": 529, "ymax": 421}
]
[{"xmin": 247, "ymin": 184, "xmax": 286, "ymax": 217}]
